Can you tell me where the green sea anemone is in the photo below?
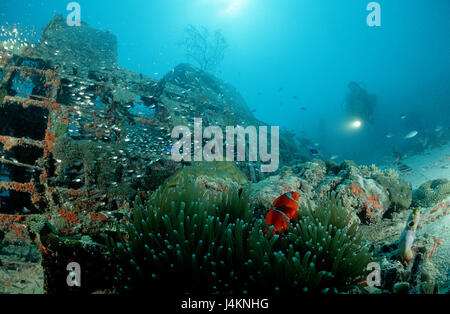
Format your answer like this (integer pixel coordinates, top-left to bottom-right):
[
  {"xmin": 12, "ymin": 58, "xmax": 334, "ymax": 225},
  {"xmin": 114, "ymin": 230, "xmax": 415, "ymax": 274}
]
[
  {"xmin": 108, "ymin": 181, "xmax": 372, "ymax": 294},
  {"xmin": 108, "ymin": 180, "xmax": 253, "ymax": 294},
  {"xmin": 249, "ymin": 193, "xmax": 372, "ymax": 293}
]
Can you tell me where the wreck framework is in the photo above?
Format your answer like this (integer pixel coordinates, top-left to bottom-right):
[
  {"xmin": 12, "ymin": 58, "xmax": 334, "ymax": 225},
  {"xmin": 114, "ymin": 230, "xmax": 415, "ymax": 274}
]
[{"xmin": 0, "ymin": 51, "xmax": 65, "ymax": 214}]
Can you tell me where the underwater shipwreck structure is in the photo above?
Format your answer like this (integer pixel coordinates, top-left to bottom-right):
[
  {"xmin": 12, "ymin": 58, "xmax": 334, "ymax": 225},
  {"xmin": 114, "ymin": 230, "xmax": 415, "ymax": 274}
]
[
  {"xmin": 0, "ymin": 15, "xmax": 303, "ymax": 214},
  {"xmin": 0, "ymin": 16, "xmax": 304, "ymax": 292},
  {"xmin": 0, "ymin": 15, "xmax": 302, "ymax": 213}
]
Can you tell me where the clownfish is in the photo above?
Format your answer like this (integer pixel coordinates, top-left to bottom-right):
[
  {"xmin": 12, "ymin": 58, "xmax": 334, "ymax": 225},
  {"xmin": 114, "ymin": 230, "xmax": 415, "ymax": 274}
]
[{"xmin": 264, "ymin": 191, "xmax": 300, "ymax": 234}]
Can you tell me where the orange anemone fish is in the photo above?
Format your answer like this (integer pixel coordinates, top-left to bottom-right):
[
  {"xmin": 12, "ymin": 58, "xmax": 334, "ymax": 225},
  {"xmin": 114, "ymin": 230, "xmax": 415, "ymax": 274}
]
[{"xmin": 264, "ymin": 191, "xmax": 300, "ymax": 234}]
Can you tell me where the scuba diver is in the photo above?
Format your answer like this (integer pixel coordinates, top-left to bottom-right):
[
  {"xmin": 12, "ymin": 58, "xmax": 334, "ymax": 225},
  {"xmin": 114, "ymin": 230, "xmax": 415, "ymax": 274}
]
[{"xmin": 345, "ymin": 82, "xmax": 377, "ymax": 125}]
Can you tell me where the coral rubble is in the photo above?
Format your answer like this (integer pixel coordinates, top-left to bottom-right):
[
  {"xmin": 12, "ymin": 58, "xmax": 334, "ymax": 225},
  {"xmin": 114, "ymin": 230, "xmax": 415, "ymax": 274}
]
[{"xmin": 250, "ymin": 160, "xmax": 412, "ymax": 225}]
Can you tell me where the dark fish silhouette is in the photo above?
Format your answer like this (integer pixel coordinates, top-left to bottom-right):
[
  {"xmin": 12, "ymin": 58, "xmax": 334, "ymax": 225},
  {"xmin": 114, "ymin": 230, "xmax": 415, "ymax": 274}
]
[{"xmin": 394, "ymin": 161, "xmax": 413, "ymax": 175}]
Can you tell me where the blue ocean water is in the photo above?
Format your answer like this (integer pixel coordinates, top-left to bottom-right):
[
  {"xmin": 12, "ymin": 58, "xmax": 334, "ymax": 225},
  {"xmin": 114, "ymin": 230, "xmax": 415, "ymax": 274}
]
[
  {"xmin": 0, "ymin": 0, "xmax": 449, "ymax": 165},
  {"xmin": 1, "ymin": 1, "xmax": 450, "ymax": 298}
]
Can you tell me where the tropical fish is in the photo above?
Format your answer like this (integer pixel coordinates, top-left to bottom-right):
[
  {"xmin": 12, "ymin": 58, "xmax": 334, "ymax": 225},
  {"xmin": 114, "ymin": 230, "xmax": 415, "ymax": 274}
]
[
  {"xmin": 398, "ymin": 207, "xmax": 420, "ymax": 264},
  {"xmin": 393, "ymin": 151, "xmax": 402, "ymax": 161},
  {"xmin": 384, "ymin": 132, "xmax": 393, "ymax": 139},
  {"xmin": 394, "ymin": 161, "xmax": 414, "ymax": 175},
  {"xmin": 330, "ymin": 155, "xmax": 339, "ymax": 160},
  {"xmin": 22, "ymin": 207, "xmax": 31, "ymax": 214},
  {"xmin": 264, "ymin": 191, "xmax": 300, "ymax": 234},
  {"xmin": 309, "ymin": 148, "xmax": 320, "ymax": 155},
  {"xmin": 400, "ymin": 114, "xmax": 407, "ymax": 120},
  {"xmin": 404, "ymin": 130, "xmax": 418, "ymax": 139}
]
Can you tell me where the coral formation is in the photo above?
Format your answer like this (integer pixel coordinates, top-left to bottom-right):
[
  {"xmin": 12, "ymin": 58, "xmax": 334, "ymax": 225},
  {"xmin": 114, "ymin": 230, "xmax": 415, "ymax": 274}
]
[
  {"xmin": 164, "ymin": 161, "xmax": 249, "ymax": 192},
  {"xmin": 250, "ymin": 160, "xmax": 412, "ymax": 225},
  {"xmin": 412, "ymin": 179, "xmax": 450, "ymax": 208},
  {"xmin": 179, "ymin": 25, "xmax": 228, "ymax": 72},
  {"xmin": 372, "ymin": 174, "xmax": 412, "ymax": 214}
]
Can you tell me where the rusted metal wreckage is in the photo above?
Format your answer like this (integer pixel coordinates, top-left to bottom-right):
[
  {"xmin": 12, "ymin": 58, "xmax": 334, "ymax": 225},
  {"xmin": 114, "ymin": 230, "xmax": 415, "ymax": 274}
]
[
  {"xmin": 0, "ymin": 53, "xmax": 171, "ymax": 218},
  {"xmin": 0, "ymin": 16, "xmax": 301, "ymax": 243},
  {"xmin": 0, "ymin": 50, "xmax": 65, "ymax": 213}
]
